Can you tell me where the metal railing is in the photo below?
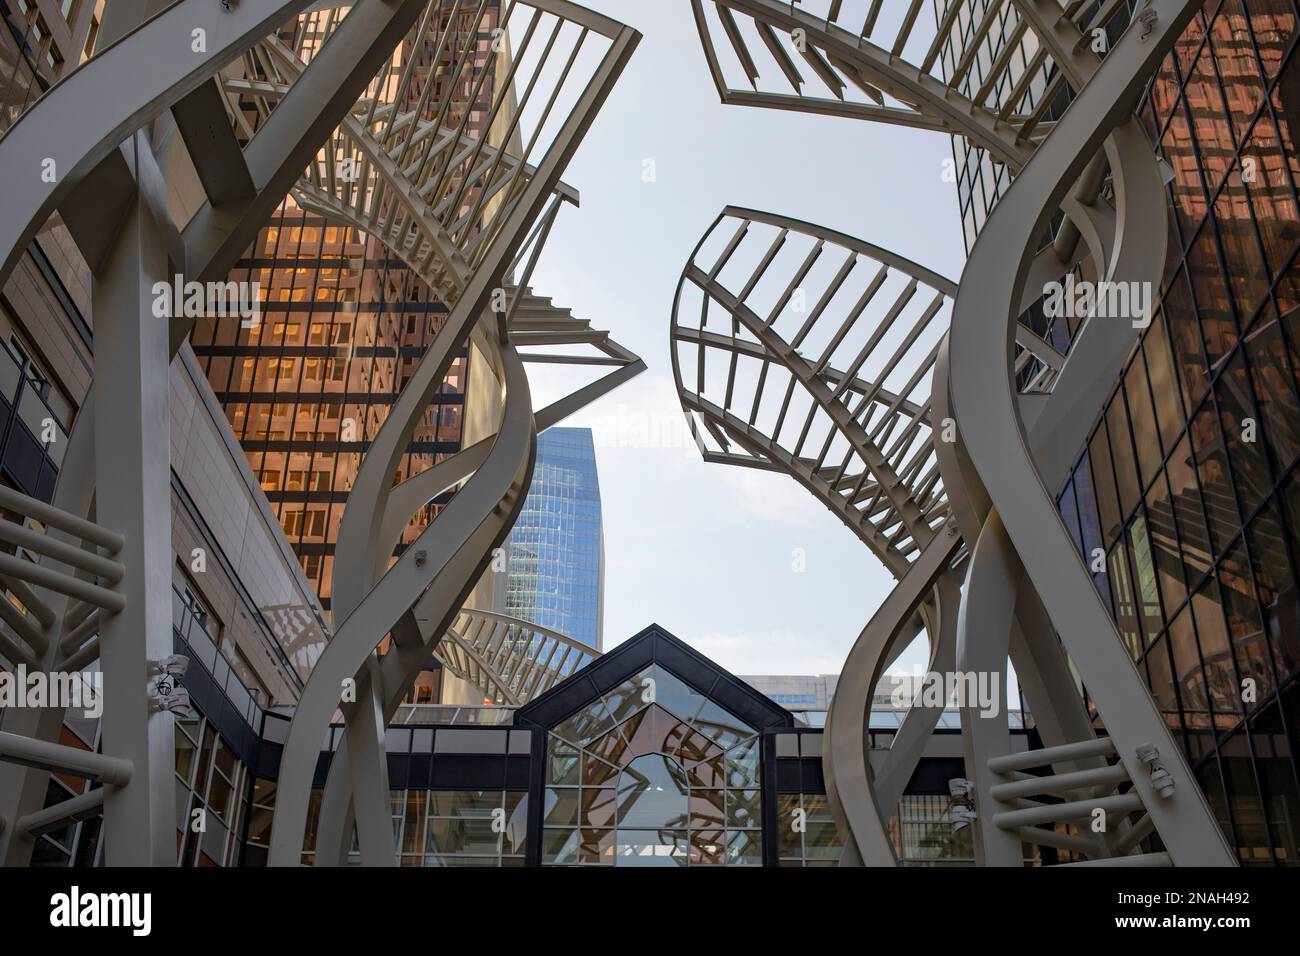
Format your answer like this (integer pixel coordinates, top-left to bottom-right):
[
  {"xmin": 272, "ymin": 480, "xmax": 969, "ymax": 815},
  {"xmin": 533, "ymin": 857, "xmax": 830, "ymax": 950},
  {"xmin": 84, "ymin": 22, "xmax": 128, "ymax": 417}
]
[{"xmin": 171, "ymin": 585, "xmax": 263, "ymax": 729}]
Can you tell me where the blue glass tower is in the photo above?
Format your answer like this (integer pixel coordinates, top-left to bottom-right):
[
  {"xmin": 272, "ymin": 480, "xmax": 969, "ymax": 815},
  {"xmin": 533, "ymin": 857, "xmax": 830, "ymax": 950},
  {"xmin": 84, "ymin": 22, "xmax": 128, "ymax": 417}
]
[{"xmin": 498, "ymin": 427, "xmax": 604, "ymax": 650}]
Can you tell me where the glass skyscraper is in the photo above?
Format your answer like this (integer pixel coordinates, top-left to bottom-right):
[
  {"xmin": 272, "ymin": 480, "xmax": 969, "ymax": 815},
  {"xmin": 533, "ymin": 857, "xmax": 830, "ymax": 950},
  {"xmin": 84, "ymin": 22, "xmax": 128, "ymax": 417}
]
[
  {"xmin": 939, "ymin": 0, "xmax": 1300, "ymax": 864},
  {"xmin": 498, "ymin": 427, "xmax": 604, "ymax": 650},
  {"xmin": 1053, "ymin": 0, "xmax": 1300, "ymax": 865},
  {"xmin": 190, "ymin": 4, "xmax": 503, "ymax": 611}
]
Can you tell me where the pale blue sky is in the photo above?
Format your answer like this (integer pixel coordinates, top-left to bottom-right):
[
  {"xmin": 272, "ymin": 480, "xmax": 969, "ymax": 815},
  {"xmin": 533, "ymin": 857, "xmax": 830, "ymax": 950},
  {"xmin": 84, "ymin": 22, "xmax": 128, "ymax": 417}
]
[{"xmin": 519, "ymin": 1, "xmax": 969, "ymax": 676}]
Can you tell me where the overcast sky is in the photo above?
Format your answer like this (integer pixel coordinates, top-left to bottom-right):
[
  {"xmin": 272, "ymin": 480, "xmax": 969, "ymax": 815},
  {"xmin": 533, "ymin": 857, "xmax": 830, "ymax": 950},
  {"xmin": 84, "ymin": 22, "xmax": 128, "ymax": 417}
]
[{"xmin": 518, "ymin": 1, "xmax": 968, "ymax": 677}]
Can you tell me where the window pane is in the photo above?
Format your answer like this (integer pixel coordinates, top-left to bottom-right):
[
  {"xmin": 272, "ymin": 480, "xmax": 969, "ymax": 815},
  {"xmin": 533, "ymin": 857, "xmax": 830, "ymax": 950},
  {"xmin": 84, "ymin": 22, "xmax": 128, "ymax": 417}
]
[
  {"xmin": 1245, "ymin": 319, "xmax": 1300, "ymax": 476},
  {"xmin": 1189, "ymin": 400, "xmax": 1241, "ymax": 557},
  {"xmin": 1107, "ymin": 398, "xmax": 1143, "ymax": 519},
  {"xmin": 1146, "ymin": 471, "xmax": 1189, "ymax": 615},
  {"xmin": 1126, "ymin": 355, "xmax": 1164, "ymax": 488},
  {"xmin": 1216, "ymin": 349, "xmax": 1272, "ymax": 515},
  {"xmin": 1219, "ymin": 541, "xmax": 1275, "ymax": 700},
  {"xmin": 1089, "ymin": 424, "xmax": 1123, "ymax": 546},
  {"xmin": 1145, "ymin": 312, "xmax": 1187, "ymax": 447},
  {"xmin": 1193, "ymin": 576, "xmax": 1244, "ymax": 730},
  {"xmin": 1249, "ymin": 703, "xmax": 1300, "ymax": 864}
]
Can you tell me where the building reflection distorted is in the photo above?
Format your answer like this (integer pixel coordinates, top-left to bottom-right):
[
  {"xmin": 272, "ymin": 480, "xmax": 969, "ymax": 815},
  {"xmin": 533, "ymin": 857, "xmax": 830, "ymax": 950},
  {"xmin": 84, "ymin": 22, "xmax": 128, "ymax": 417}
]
[{"xmin": 1055, "ymin": 0, "xmax": 1300, "ymax": 864}]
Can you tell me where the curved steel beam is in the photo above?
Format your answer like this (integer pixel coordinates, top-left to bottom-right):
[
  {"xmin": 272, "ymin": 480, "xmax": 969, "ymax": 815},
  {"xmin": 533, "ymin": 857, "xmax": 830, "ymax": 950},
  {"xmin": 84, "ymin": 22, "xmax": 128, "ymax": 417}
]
[
  {"xmin": 946, "ymin": 0, "xmax": 1236, "ymax": 864},
  {"xmin": 269, "ymin": 339, "xmax": 537, "ymax": 865},
  {"xmin": 269, "ymin": 10, "xmax": 641, "ymax": 866},
  {"xmin": 672, "ymin": 204, "xmax": 965, "ymax": 865},
  {"xmin": 872, "ymin": 574, "xmax": 961, "ymax": 815},
  {"xmin": 822, "ymin": 529, "xmax": 961, "ymax": 865},
  {"xmin": 0, "ymin": 0, "xmax": 429, "ymax": 865},
  {"xmin": 0, "ymin": 0, "xmax": 314, "ymax": 288}
]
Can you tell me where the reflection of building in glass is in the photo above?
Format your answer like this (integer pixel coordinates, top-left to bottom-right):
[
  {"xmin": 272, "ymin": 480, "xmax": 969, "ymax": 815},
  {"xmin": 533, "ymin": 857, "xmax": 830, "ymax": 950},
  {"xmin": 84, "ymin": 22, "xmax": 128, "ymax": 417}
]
[
  {"xmin": 1051, "ymin": 0, "xmax": 1300, "ymax": 865},
  {"xmin": 0, "ymin": 0, "xmax": 104, "ymax": 497},
  {"xmin": 931, "ymin": 0, "xmax": 1300, "ymax": 865},
  {"xmin": 0, "ymin": 0, "xmax": 104, "ymax": 126},
  {"xmin": 933, "ymin": 0, "xmax": 1135, "ymax": 253},
  {"xmin": 191, "ymin": 216, "xmax": 468, "ymax": 611},
  {"xmin": 496, "ymin": 427, "xmax": 604, "ymax": 650},
  {"xmin": 190, "ymin": 4, "xmax": 503, "ymax": 610}
]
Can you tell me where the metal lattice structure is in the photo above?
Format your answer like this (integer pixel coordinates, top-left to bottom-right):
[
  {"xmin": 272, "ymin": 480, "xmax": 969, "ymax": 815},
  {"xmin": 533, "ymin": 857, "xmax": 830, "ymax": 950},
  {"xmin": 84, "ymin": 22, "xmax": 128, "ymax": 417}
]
[
  {"xmin": 671, "ymin": 205, "xmax": 965, "ymax": 865},
  {"xmin": 673, "ymin": 207, "xmax": 954, "ymax": 574},
  {"xmin": 436, "ymin": 608, "xmax": 599, "ymax": 706},
  {"xmin": 0, "ymin": 0, "xmax": 643, "ymax": 867},
  {"xmin": 0, "ymin": 0, "xmax": 1243, "ymax": 869},
  {"xmin": 681, "ymin": 0, "xmax": 1236, "ymax": 866}
]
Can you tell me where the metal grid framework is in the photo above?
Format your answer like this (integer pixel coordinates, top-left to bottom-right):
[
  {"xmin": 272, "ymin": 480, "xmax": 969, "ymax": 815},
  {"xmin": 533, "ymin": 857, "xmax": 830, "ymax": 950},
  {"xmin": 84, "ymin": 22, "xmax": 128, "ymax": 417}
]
[
  {"xmin": 690, "ymin": 0, "xmax": 1077, "ymax": 165},
  {"xmin": 690, "ymin": 0, "xmax": 1128, "ymax": 387},
  {"xmin": 672, "ymin": 207, "xmax": 954, "ymax": 576},
  {"xmin": 436, "ymin": 607, "xmax": 599, "ymax": 706}
]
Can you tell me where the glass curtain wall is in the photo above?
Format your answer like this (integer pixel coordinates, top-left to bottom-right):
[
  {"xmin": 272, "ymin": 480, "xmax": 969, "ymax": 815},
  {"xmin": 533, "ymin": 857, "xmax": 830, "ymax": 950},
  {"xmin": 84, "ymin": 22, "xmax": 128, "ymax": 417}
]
[{"xmin": 1056, "ymin": 0, "xmax": 1300, "ymax": 865}]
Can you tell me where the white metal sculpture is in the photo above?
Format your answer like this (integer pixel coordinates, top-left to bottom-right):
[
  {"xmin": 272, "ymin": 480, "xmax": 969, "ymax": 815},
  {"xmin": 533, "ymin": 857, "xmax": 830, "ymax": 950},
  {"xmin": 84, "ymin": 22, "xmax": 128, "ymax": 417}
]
[
  {"xmin": 685, "ymin": 0, "xmax": 1235, "ymax": 865},
  {"xmin": 265, "ymin": 1, "xmax": 643, "ymax": 867},
  {"xmin": 0, "ymin": 0, "xmax": 643, "ymax": 867},
  {"xmin": 437, "ymin": 608, "xmax": 600, "ymax": 706},
  {"xmin": 670, "ymin": 206, "xmax": 964, "ymax": 864}
]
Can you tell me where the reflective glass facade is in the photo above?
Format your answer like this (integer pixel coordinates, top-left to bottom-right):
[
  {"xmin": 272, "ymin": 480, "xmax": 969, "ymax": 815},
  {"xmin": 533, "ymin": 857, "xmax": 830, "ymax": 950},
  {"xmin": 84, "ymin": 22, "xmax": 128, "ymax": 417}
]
[
  {"xmin": 190, "ymin": 213, "xmax": 468, "ymax": 611},
  {"xmin": 191, "ymin": 4, "xmax": 505, "ymax": 610},
  {"xmin": 0, "ymin": 0, "xmax": 103, "ymax": 128},
  {"xmin": 500, "ymin": 427, "xmax": 604, "ymax": 649},
  {"xmin": 1055, "ymin": 0, "xmax": 1300, "ymax": 864},
  {"xmin": 934, "ymin": 0, "xmax": 1135, "ymax": 252},
  {"xmin": 541, "ymin": 664, "xmax": 763, "ymax": 866}
]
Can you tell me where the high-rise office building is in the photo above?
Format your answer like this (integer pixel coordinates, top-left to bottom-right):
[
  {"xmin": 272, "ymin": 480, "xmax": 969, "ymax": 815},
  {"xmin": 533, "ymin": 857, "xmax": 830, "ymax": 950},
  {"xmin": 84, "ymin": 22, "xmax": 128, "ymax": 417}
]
[
  {"xmin": 936, "ymin": 0, "xmax": 1300, "ymax": 863},
  {"xmin": 1052, "ymin": 0, "xmax": 1300, "ymax": 864},
  {"xmin": 190, "ymin": 208, "xmax": 469, "ymax": 611},
  {"xmin": 496, "ymin": 427, "xmax": 605, "ymax": 650},
  {"xmin": 190, "ymin": 3, "xmax": 503, "ymax": 611}
]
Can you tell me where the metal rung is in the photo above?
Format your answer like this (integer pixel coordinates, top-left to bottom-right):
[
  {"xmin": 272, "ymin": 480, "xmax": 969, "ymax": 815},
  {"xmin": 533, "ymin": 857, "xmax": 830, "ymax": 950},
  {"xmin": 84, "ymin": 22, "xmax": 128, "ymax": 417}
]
[
  {"xmin": 988, "ymin": 736, "xmax": 1115, "ymax": 774},
  {"xmin": 16, "ymin": 787, "xmax": 104, "ymax": 837},
  {"xmin": 993, "ymin": 792, "xmax": 1144, "ymax": 830},
  {"xmin": 1115, "ymin": 812, "xmax": 1157, "ymax": 855},
  {"xmin": 0, "ymin": 731, "xmax": 131, "ymax": 786},
  {"xmin": 64, "ymin": 598, "xmax": 96, "ymax": 631},
  {"xmin": 0, "ymin": 590, "xmax": 46, "ymax": 654},
  {"xmin": 1016, "ymin": 826, "xmax": 1100, "ymax": 855},
  {"xmin": 0, "ymin": 485, "xmax": 123, "ymax": 553},
  {"xmin": 0, "ymin": 574, "xmax": 55, "ymax": 627},
  {"xmin": 990, "ymin": 763, "xmax": 1130, "ymax": 801},
  {"xmin": 0, "ymin": 517, "xmax": 124, "ymax": 582},
  {"xmin": 0, "ymin": 553, "xmax": 124, "ymax": 614},
  {"xmin": 59, "ymin": 636, "xmax": 99, "ymax": 673},
  {"xmin": 0, "ymin": 628, "xmax": 37, "ymax": 669},
  {"xmin": 59, "ymin": 607, "xmax": 102, "ymax": 655}
]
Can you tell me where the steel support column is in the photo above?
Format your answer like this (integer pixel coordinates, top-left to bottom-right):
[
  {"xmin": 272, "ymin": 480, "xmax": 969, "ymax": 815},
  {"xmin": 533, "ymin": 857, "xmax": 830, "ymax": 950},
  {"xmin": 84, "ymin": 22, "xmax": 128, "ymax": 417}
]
[{"xmin": 92, "ymin": 159, "xmax": 175, "ymax": 867}]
